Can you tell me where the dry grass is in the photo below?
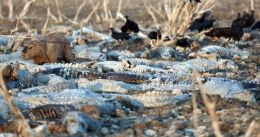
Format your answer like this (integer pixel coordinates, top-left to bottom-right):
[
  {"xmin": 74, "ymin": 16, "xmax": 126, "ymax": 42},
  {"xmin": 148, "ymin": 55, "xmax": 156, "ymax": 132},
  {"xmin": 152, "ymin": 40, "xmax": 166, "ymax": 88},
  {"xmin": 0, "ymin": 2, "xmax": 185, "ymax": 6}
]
[
  {"xmin": 0, "ymin": 64, "xmax": 42, "ymax": 136},
  {"xmin": 0, "ymin": 0, "xmax": 259, "ymax": 136},
  {"xmin": 144, "ymin": 0, "xmax": 219, "ymax": 48},
  {"xmin": 193, "ymin": 70, "xmax": 223, "ymax": 137}
]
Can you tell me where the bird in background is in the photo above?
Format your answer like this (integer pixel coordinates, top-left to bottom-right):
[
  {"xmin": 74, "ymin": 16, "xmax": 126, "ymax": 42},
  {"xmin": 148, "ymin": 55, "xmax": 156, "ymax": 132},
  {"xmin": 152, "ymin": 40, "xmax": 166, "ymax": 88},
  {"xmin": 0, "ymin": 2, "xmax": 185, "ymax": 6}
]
[
  {"xmin": 110, "ymin": 27, "xmax": 131, "ymax": 44},
  {"xmin": 121, "ymin": 15, "xmax": 140, "ymax": 33}
]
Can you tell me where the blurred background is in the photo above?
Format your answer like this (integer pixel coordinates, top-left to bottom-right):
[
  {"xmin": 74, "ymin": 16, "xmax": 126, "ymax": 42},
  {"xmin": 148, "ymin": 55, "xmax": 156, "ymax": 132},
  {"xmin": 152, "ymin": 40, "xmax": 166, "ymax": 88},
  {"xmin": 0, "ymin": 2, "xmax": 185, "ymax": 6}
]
[{"xmin": 0, "ymin": 0, "xmax": 259, "ymax": 34}]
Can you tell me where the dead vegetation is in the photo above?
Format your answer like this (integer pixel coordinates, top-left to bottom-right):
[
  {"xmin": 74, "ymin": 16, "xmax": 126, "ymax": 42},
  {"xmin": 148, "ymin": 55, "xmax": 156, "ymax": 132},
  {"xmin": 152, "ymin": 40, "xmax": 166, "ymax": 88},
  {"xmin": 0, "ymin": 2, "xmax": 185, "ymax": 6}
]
[{"xmin": 0, "ymin": 0, "xmax": 259, "ymax": 136}]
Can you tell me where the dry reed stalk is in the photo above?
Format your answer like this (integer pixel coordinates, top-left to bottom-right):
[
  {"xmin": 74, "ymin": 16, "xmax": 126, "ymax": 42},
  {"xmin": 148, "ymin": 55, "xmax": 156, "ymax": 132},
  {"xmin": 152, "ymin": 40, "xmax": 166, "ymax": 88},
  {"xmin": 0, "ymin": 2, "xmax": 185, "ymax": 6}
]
[
  {"xmin": 164, "ymin": 0, "xmax": 173, "ymax": 24},
  {"xmin": 89, "ymin": 0, "xmax": 101, "ymax": 22},
  {"xmin": 10, "ymin": 0, "xmax": 33, "ymax": 35},
  {"xmin": 144, "ymin": 2, "xmax": 160, "ymax": 29},
  {"xmin": 73, "ymin": 0, "xmax": 87, "ymax": 22},
  {"xmin": 251, "ymin": 0, "xmax": 254, "ymax": 10},
  {"xmin": 54, "ymin": 0, "xmax": 63, "ymax": 23},
  {"xmin": 4, "ymin": 0, "xmax": 13, "ymax": 19},
  {"xmin": 149, "ymin": 4, "xmax": 167, "ymax": 23},
  {"xmin": 60, "ymin": 13, "xmax": 79, "ymax": 25},
  {"xmin": 194, "ymin": 70, "xmax": 223, "ymax": 137},
  {"xmin": 192, "ymin": 73, "xmax": 198, "ymax": 135},
  {"xmin": 0, "ymin": 5, "xmax": 3, "ymax": 19},
  {"xmin": 0, "ymin": 64, "xmax": 41, "ymax": 136},
  {"xmin": 5, "ymin": 38, "xmax": 15, "ymax": 53},
  {"xmin": 103, "ymin": 0, "xmax": 109, "ymax": 20},
  {"xmin": 177, "ymin": 3, "xmax": 195, "ymax": 36},
  {"xmin": 115, "ymin": 0, "xmax": 122, "ymax": 19},
  {"xmin": 41, "ymin": 6, "xmax": 50, "ymax": 36},
  {"xmin": 11, "ymin": 33, "xmax": 27, "ymax": 52},
  {"xmin": 169, "ymin": 0, "xmax": 186, "ymax": 35},
  {"xmin": 245, "ymin": 120, "xmax": 256, "ymax": 137},
  {"xmin": 45, "ymin": 0, "xmax": 58, "ymax": 23},
  {"xmin": 81, "ymin": 1, "xmax": 100, "ymax": 24},
  {"xmin": 152, "ymin": 0, "xmax": 218, "ymax": 47}
]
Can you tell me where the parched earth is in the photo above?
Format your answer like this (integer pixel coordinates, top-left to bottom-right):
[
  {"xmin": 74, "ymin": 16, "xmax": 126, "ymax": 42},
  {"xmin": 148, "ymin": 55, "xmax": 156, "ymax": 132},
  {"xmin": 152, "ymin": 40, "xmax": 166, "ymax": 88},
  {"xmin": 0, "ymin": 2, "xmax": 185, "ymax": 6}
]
[{"xmin": 0, "ymin": 0, "xmax": 260, "ymax": 137}]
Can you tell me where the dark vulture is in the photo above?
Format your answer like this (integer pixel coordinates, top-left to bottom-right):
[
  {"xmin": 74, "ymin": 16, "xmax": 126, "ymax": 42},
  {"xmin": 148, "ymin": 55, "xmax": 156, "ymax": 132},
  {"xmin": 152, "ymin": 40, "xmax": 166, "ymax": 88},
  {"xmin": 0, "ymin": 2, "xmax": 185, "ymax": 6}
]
[
  {"xmin": 148, "ymin": 30, "xmax": 162, "ymax": 40},
  {"xmin": 121, "ymin": 16, "xmax": 140, "ymax": 33},
  {"xmin": 205, "ymin": 15, "xmax": 246, "ymax": 42},
  {"xmin": 188, "ymin": 11, "xmax": 217, "ymax": 32},
  {"xmin": 110, "ymin": 28, "xmax": 131, "ymax": 42},
  {"xmin": 189, "ymin": 0, "xmax": 201, "ymax": 3},
  {"xmin": 176, "ymin": 38, "xmax": 190, "ymax": 47},
  {"xmin": 242, "ymin": 10, "xmax": 255, "ymax": 28},
  {"xmin": 252, "ymin": 21, "xmax": 260, "ymax": 30}
]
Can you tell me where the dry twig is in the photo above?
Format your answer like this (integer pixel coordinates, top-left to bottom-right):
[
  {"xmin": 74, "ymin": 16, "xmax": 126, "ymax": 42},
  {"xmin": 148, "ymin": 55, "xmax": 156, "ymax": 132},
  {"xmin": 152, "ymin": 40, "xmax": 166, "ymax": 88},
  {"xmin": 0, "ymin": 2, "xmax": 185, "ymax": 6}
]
[
  {"xmin": 192, "ymin": 73, "xmax": 198, "ymax": 135},
  {"xmin": 194, "ymin": 70, "xmax": 223, "ymax": 137},
  {"xmin": 4, "ymin": 0, "xmax": 13, "ymax": 19},
  {"xmin": 45, "ymin": 0, "xmax": 58, "ymax": 23},
  {"xmin": 10, "ymin": 0, "xmax": 33, "ymax": 35},
  {"xmin": 245, "ymin": 120, "xmax": 256, "ymax": 137},
  {"xmin": 0, "ymin": 64, "xmax": 41, "ymax": 136},
  {"xmin": 55, "ymin": 0, "xmax": 63, "ymax": 23},
  {"xmin": 73, "ymin": 0, "xmax": 87, "ymax": 22}
]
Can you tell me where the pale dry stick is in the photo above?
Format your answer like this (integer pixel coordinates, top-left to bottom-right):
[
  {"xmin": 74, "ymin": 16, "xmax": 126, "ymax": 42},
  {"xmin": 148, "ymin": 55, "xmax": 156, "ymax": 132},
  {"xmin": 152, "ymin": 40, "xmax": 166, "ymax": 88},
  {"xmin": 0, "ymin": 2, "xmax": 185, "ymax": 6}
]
[
  {"xmin": 170, "ymin": 0, "xmax": 186, "ymax": 36},
  {"xmin": 61, "ymin": 0, "xmax": 100, "ymax": 26},
  {"xmin": 244, "ymin": 120, "xmax": 256, "ymax": 137},
  {"xmin": 45, "ymin": 0, "xmax": 58, "ymax": 23},
  {"xmin": 149, "ymin": 3, "xmax": 168, "ymax": 24},
  {"xmin": 73, "ymin": 0, "xmax": 87, "ymax": 22},
  {"xmin": 10, "ymin": 0, "xmax": 33, "ymax": 35},
  {"xmin": 60, "ymin": 13, "xmax": 79, "ymax": 25},
  {"xmin": 192, "ymin": 73, "xmax": 198, "ymax": 136},
  {"xmin": 89, "ymin": 0, "xmax": 101, "ymax": 22},
  {"xmin": 4, "ymin": 0, "xmax": 13, "ymax": 19},
  {"xmin": 115, "ymin": 0, "xmax": 122, "ymax": 19},
  {"xmin": 177, "ymin": 3, "xmax": 195, "ymax": 36},
  {"xmin": 0, "ymin": 5, "xmax": 3, "ymax": 19},
  {"xmin": 41, "ymin": 6, "xmax": 50, "ymax": 36},
  {"xmin": 0, "ymin": 64, "xmax": 40, "ymax": 136},
  {"xmin": 194, "ymin": 70, "xmax": 223, "ymax": 137},
  {"xmin": 164, "ymin": 0, "xmax": 173, "ymax": 24},
  {"xmin": 54, "ymin": 0, "xmax": 63, "ymax": 23},
  {"xmin": 11, "ymin": 33, "xmax": 27, "ymax": 52},
  {"xmin": 103, "ymin": 0, "xmax": 109, "ymax": 20},
  {"xmin": 144, "ymin": 2, "xmax": 160, "ymax": 29},
  {"xmin": 81, "ymin": 1, "xmax": 100, "ymax": 24},
  {"xmin": 5, "ymin": 38, "xmax": 15, "ymax": 53},
  {"xmin": 251, "ymin": 0, "xmax": 254, "ymax": 11},
  {"xmin": 108, "ymin": 9, "xmax": 115, "ymax": 26}
]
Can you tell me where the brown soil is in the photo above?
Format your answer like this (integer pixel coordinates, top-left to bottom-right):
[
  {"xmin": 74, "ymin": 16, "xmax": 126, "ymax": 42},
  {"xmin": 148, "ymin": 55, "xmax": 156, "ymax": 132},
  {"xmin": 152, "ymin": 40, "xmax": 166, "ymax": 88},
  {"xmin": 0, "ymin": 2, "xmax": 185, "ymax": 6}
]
[{"xmin": 1, "ymin": 0, "xmax": 260, "ymax": 136}]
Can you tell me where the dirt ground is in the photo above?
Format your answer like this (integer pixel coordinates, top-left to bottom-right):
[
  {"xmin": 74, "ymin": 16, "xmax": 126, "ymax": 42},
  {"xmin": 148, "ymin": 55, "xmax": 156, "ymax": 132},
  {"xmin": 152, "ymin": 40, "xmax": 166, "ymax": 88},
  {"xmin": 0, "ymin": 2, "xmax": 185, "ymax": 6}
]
[
  {"xmin": 1, "ymin": 0, "xmax": 260, "ymax": 136},
  {"xmin": 1, "ymin": 0, "xmax": 260, "ymax": 35}
]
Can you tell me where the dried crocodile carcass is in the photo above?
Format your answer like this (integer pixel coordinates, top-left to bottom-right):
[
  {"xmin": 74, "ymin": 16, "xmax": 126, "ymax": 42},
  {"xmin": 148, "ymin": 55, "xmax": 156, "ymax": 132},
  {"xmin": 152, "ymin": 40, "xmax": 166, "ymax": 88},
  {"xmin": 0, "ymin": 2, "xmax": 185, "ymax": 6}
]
[
  {"xmin": 197, "ymin": 45, "xmax": 234, "ymax": 59},
  {"xmin": 22, "ymin": 104, "xmax": 78, "ymax": 121},
  {"xmin": 59, "ymin": 111, "xmax": 101, "ymax": 135}
]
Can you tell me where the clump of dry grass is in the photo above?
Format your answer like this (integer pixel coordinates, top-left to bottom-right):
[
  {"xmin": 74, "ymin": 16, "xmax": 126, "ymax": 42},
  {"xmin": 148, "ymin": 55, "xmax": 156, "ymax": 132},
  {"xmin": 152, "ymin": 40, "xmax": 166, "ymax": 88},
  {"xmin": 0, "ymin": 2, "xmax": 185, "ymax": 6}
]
[
  {"xmin": 145, "ymin": 0, "xmax": 219, "ymax": 47},
  {"xmin": 3, "ymin": 0, "xmax": 34, "ymax": 53},
  {"xmin": 192, "ymin": 70, "xmax": 223, "ymax": 137},
  {"xmin": 0, "ymin": 64, "xmax": 43, "ymax": 136}
]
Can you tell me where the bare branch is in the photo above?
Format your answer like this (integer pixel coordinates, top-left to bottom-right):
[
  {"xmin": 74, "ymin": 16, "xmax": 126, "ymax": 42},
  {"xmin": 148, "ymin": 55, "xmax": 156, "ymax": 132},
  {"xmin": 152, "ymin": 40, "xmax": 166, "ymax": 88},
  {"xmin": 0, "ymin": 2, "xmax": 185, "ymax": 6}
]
[
  {"xmin": 245, "ymin": 120, "xmax": 256, "ymax": 137},
  {"xmin": 0, "ymin": 4, "xmax": 4, "ymax": 19},
  {"xmin": 82, "ymin": 1, "xmax": 100, "ymax": 24},
  {"xmin": 0, "ymin": 64, "xmax": 39, "ymax": 136},
  {"xmin": 73, "ymin": 0, "xmax": 87, "ymax": 22},
  {"xmin": 45, "ymin": 0, "xmax": 58, "ymax": 23},
  {"xmin": 4, "ymin": 0, "xmax": 13, "ymax": 19},
  {"xmin": 194, "ymin": 70, "xmax": 223, "ymax": 137},
  {"xmin": 144, "ymin": 2, "xmax": 160, "ymax": 29},
  {"xmin": 55, "ymin": 0, "xmax": 63, "ymax": 22},
  {"xmin": 115, "ymin": 0, "xmax": 122, "ymax": 19}
]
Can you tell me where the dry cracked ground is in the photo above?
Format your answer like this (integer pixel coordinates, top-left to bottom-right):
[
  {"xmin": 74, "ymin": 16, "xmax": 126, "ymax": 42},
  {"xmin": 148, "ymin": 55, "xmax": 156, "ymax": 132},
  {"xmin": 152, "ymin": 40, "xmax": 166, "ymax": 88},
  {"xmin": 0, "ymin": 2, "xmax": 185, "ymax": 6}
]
[{"xmin": 1, "ymin": 0, "xmax": 260, "ymax": 136}]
